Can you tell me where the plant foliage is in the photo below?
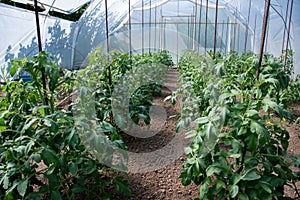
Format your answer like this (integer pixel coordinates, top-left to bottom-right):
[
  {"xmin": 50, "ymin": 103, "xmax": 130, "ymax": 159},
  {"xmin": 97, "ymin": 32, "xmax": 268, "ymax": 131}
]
[
  {"xmin": 176, "ymin": 50, "xmax": 300, "ymax": 199},
  {"xmin": 0, "ymin": 49, "xmax": 174, "ymax": 199}
]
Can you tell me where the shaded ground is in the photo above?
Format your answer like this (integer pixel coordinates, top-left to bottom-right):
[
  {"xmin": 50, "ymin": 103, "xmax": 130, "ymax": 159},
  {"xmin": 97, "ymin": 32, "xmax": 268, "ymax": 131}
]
[{"xmin": 113, "ymin": 69, "xmax": 200, "ymax": 199}]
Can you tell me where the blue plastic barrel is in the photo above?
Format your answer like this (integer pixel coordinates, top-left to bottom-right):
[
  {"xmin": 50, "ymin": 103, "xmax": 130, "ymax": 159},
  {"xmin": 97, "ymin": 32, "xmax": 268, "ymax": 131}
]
[{"xmin": 20, "ymin": 75, "xmax": 32, "ymax": 82}]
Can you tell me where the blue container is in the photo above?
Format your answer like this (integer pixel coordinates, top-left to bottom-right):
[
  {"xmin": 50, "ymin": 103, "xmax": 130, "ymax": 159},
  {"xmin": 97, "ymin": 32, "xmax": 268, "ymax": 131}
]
[{"xmin": 20, "ymin": 75, "xmax": 32, "ymax": 82}]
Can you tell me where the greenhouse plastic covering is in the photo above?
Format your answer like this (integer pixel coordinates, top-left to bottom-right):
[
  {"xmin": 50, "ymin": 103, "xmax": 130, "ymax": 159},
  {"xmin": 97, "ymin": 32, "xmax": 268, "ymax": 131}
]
[{"xmin": 0, "ymin": 0, "xmax": 299, "ymax": 80}]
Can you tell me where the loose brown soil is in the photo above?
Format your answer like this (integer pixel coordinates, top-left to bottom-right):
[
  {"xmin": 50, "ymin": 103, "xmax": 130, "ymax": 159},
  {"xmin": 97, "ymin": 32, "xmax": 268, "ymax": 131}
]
[
  {"xmin": 111, "ymin": 69, "xmax": 300, "ymax": 200},
  {"xmin": 33, "ymin": 69, "xmax": 300, "ymax": 199}
]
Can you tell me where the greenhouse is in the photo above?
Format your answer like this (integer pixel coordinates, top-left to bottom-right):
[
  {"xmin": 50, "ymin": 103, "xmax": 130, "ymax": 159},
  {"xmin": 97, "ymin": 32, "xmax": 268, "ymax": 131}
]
[
  {"xmin": 1, "ymin": 0, "xmax": 300, "ymax": 71},
  {"xmin": 0, "ymin": 0, "xmax": 300, "ymax": 199}
]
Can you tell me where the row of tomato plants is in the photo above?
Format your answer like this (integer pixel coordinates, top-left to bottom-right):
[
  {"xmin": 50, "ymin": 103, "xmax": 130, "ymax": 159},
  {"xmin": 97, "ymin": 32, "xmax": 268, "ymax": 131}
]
[
  {"xmin": 174, "ymin": 50, "xmax": 300, "ymax": 199},
  {"xmin": 0, "ymin": 48, "xmax": 173, "ymax": 199}
]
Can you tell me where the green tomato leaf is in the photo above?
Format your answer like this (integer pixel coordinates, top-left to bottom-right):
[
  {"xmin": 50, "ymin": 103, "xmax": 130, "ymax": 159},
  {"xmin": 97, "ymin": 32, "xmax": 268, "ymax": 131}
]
[
  {"xmin": 246, "ymin": 109, "xmax": 259, "ymax": 118},
  {"xmin": 199, "ymin": 180, "xmax": 209, "ymax": 200},
  {"xmin": 17, "ymin": 178, "xmax": 28, "ymax": 197},
  {"xmin": 185, "ymin": 130, "xmax": 197, "ymax": 138},
  {"xmin": 238, "ymin": 193, "xmax": 249, "ymax": 200},
  {"xmin": 206, "ymin": 166, "xmax": 222, "ymax": 176},
  {"xmin": 9, "ymin": 64, "xmax": 18, "ymax": 77},
  {"xmin": 176, "ymin": 120, "xmax": 184, "ymax": 133},
  {"xmin": 259, "ymin": 181, "xmax": 273, "ymax": 193},
  {"xmin": 69, "ymin": 162, "xmax": 78, "ymax": 177},
  {"xmin": 245, "ymin": 133, "xmax": 258, "ymax": 152},
  {"xmin": 230, "ymin": 185, "xmax": 239, "ymax": 198},
  {"xmin": 242, "ymin": 168, "xmax": 261, "ymax": 181},
  {"xmin": 2, "ymin": 174, "xmax": 9, "ymax": 189},
  {"xmin": 250, "ymin": 120, "xmax": 266, "ymax": 134},
  {"xmin": 51, "ymin": 190, "xmax": 62, "ymax": 200},
  {"xmin": 114, "ymin": 177, "xmax": 131, "ymax": 196},
  {"xmin": 21, "ymin": 118, "xmax": 38, "ymax": 133},
  {"xmin": 30, "ymin": 153, "xmax": 41, "ymax": 163},
  {"xmin": 195, "ymin": 117, "xmax": 209, "ymax": 125},
  {"xmin": 71, "ymin": 184, "xmax": 86, "ymax": 193},
  {"xmin": 25, "ymin": 140, "xmax": 34, "ymax": 156},
  {"xmin": 41, "ymin": 147, "xmax": 58, "ymax": 167}
]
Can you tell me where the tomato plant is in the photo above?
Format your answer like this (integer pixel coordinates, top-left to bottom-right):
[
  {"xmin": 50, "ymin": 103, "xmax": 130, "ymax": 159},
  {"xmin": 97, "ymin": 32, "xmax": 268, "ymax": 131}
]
[
  {"xmin": 0, "ymin": 52, "xmax": 130, "ymax": 199},
  {"xmin": 0, "ymin": 48, "xmax": 174, "ymax": 199},
  {"xmin": 176, "ymin": 50, "xmax": 300, "ymax": 199}
]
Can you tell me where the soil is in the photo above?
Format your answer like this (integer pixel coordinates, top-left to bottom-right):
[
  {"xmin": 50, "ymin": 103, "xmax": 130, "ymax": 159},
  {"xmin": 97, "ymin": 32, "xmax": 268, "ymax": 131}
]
[
  {"xmin": 112, "ymin": 68, "xmax": 200, "ymax": 199},
  {"xmin": 32, "ymin": 68, "xmax": 300, "ymax": 199},
  {"xmin": 111, "ymin": 69, "xmax": 300, "ymax": 200},
  {"xmin": 284, "ymin": 100, "xmax": 300, "ymax": 199}
]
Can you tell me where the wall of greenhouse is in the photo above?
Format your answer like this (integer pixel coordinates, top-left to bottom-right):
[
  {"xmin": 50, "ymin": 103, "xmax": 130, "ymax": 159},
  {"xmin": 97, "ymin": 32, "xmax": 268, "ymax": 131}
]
[{"xmin": 0, "ymin": 0, "xmax": 299, "ymax": 80}]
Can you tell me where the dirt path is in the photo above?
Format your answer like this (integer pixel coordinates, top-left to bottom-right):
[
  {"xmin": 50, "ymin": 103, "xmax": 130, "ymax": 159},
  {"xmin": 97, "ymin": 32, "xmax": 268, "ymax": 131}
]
[
  {"xmin": 113, "ymin": 69, "xmax": 300, "ymax": 199},
  {"xmin": 113, "ymin": 68, "xmax": 200, "ymax": 199}
]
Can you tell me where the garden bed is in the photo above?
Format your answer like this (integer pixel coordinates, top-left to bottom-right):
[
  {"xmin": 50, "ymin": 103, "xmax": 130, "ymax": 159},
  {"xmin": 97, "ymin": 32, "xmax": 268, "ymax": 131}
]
[{"xmin": 111, "ymin": 72, "xmax": 300, "ymax": 200}]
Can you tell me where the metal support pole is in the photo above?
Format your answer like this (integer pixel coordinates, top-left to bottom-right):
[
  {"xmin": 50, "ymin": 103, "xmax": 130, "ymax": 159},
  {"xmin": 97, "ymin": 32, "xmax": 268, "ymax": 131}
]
[
  {"xmin": 129, "ymin": 0, "xmax": 132, "ymax": 59},
  {"xmin": 128, "ymin": 22, "xmax": 236, "ymax": 25},
  {"xmin": 226, "ymin": 17, "xmax": 230, "ymax": 53},
  {"xmin": 197, "ymin": 0, "xmax": 203, "ymax": 52},
  {"xmin": 220, "ymin": 20, "xmax": 224, "ymax": 52},
  {"xmin": 282, "ymin": 0, "xmax": 290, "ymax": 51},
  {"xmin": 149, "ymin": 0, "xmax": 152, "ymax": 53},
  {"xmin": 232, "ymin": 8, "xmax": 237, "ymax": 52},
  {"xmin": 194, "ymin": 0, "xmax": 198, "ymax": 50},
  {"xmin": 213, "ymin": 0, "xmax": 219, "ymax": 58},
  {"xmin": 204, "ymin": 0, "xmax": 208, "ymax": 55},
  {"xmin": 124, "ymin": 24, "xmax": 126, "ymax": 52},
  {"xmin": 164, "ymin": 18, "xmax": 166, "ymax": 49},
  {"xmin": 155, "ymin": 6, "xmax": 157, "ymax": 52},
  {"xmin": 104, "ymin": 0, "xmax": 112, "ymax": 86},
  {"xmin": 237, "ymin": 25, "xmax": 240, "ymax": 53},
  {"xmin": 160, "ymin": 9, "xmax": 163, "ymax": 51},
  {"xmin": 192, "ymin": 6, "xmax": 196, "ymax": 50},
  {"xmin": 253, "ymin": 14, "xmax": 257, "ymax": 52},
  {"xmin": 177, "ymin": 23, "xmax": 179, "ymax": 66},
  {"xmin": 256, "ymin": 0, "xmax": 271, "ymax": 80},
  {"xmin": 284, "ymin": 0, "xmax": 294, "ymax": 69},
  {"xmin": 188, "ymin": 17, "xmax": 190, "ymax": 49},
  {"xmin": 34, "ymin": 0, "xmax": 48, "ymax": 107},
  {"xmin": 244, "ymin": 0, "xmax": 252, "ymax": 53},
  {"xmin": 142, "ymin": 0, "xmax": 144, "ymax": 55},
  {"xmin": 232, "ymin": 23, "xmax": 236, "ymax": 52}
]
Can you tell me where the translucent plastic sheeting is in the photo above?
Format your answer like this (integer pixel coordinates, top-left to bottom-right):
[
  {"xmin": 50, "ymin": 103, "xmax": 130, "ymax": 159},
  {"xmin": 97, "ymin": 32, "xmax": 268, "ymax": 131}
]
[
  {"xmin": 9, "ymin": 0, "xmax": 90, "ymax": 13},
  {"xmin": 39, "ymin": 0, "xmax": 90, "ymax": 13},
  {"xmin": 112, "ymin": 0, "xmax": 245, "ymax": 60},
  {"xmin": 0, "ymin": 0, "xmax": 299, "ymax": 76},
  {"xmin": 72, "ymin": 0, "xmax": 130, "ymax": 67},
  {"xmin": 0, "ymin": 3, "xmax": 74, "ymax": 73},
  {"xmin": 107, "ymin": 0, "xmax": 300, "ymax": 74}
]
